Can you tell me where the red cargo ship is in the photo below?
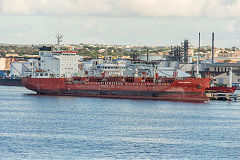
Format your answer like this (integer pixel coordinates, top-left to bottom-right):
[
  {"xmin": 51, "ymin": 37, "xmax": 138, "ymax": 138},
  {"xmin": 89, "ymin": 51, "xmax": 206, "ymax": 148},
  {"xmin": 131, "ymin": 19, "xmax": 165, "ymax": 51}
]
[
  {"xmin": 21, "ymin": 42, "xmax": 211, "ymax": 103},
  {"xmin": 22, "ymin": 76, "xmax": 211, "ymax": 103}
]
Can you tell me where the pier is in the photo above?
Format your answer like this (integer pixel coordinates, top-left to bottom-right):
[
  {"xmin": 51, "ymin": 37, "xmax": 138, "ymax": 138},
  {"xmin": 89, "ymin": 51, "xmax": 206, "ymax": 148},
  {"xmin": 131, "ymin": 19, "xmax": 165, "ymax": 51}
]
[{"xmin": 206, "ymin": 92, "xmax": 240, "ymax": 101}]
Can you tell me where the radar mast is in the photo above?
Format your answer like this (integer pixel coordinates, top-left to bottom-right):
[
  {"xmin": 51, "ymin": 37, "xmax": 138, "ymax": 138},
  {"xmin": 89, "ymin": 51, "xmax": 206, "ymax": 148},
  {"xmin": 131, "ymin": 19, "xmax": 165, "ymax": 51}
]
[{"xmin": 56, "ymin": 33, "xmax": 63, "ymax": 51}]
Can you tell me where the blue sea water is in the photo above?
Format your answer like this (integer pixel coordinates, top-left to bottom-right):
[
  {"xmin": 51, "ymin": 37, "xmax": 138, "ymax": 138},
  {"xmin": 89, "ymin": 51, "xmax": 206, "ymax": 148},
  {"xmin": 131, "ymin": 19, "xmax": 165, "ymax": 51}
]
[{"xmin": 0, "ymin": 85, "xmax": 240, "ymax": 159}]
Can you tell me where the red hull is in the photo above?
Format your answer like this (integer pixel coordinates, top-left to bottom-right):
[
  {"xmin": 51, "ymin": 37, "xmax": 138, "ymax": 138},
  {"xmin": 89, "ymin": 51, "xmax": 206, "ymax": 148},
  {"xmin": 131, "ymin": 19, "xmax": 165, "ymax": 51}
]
[
  {"xmin": 22, "ymin": 77, "xmax": 211, "ymax": 103},
  {"xmin": 205, "ymin": 87, "xmax": 237, "ymax": 93}
]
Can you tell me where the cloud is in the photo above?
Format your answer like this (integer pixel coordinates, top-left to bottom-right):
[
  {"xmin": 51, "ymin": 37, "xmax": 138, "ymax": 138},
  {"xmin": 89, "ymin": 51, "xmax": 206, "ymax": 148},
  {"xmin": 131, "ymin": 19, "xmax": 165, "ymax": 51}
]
[
  {"xmin": 226, "ymin": 0, "xmax": 240, "ymax": 18},
  {"xmin": 110, "ymin": 0, "xmax": 207, "ymax": 17},
  {"xmin": 0, "ymin": 0, "xmax": 240, "ymax": 18},
  {"xmin": 0, "ymin": 0, "xmax": 111, "ymax": 16},
  {"xmin": 225, "ymin": 20, "xmax": 237, "ymax": 32},
  {"xmin": 0, "ymin": 0, "xmax": 31, "ymax": 15}
]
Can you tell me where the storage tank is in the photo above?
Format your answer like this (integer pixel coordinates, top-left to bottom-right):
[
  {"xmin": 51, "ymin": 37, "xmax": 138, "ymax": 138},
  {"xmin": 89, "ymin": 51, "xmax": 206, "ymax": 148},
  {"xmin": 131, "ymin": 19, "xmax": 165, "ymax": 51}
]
[
  {"xmin": 82, "ymin": 61, "xmax": 94, "ymax": 70},
  {"xmin": 179, "ymin": 64, "xmax": 194, "ymax": 72},
  {"xmin": 139, "ymin": 54, "xmax": 164, "ymax": 61},
  {"xmin": 158, "ymin": 61, "xmax": 169, "ymax": 67},
  {"xmin": 169, "ymin": 61, "xmax": 179, "ymax": 69},
  {"xmin": 193, "ymin": 63, "xmax": 205, "ymax": 72},
  {"xmin": 117, "ymin": 59, "xmax": 131, "ymax": 67}
]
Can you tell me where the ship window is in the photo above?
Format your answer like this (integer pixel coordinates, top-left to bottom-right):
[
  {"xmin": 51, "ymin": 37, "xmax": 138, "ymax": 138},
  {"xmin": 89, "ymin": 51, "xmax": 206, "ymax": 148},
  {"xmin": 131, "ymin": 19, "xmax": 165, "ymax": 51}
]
[
  {"xmin": 44, "ymin": 73, "xmax": 48, "ymax": 76},
  {"xmin": 36, "ymin": 73, "xmax": 39, "ymax": 76},
  {"xmin": 40, "ymin": 73, "xmax": 43, "ymax": 76},
  {"xmin": 238, "ymin": 79, "xmax": 240, "ymax": 82}
]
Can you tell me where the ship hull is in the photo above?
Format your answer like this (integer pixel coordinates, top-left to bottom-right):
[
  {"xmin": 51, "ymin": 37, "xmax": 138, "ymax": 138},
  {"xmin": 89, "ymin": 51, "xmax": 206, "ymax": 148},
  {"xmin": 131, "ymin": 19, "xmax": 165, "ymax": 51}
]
[
  {"xmin": 0, "ymin": 78, "xmax": 23, "ymax": 86},
  {"xmin": 205, "ymin": 87, "xmax": 237, "ymax": 93},
  {"xmin": 22, "ymin": 77, "xmax": 211, "ymax": 103}
]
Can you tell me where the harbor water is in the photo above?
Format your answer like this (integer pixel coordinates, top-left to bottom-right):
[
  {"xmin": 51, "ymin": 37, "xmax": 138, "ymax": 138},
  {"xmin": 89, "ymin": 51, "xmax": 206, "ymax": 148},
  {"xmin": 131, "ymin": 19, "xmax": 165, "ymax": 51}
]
[{"xmin": 0, "ymin": 85, "xmax": 240, "ymax": 159}]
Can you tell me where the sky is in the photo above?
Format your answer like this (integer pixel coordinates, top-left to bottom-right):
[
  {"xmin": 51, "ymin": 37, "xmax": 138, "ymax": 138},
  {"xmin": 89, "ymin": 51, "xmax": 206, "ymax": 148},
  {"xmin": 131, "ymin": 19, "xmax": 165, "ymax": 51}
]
[{"xmin": 0, "ymin": 0, "xmax": 240, "ymax": 47}]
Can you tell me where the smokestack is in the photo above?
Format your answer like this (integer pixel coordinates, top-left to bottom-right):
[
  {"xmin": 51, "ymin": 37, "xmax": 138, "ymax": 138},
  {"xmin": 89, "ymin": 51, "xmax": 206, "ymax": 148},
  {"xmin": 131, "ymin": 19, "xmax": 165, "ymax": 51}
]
[
  {"xmin": 196, "ymin": 32, "xmax": 200, "ymax": 78},
  {"xmin": 212, "ymin": 32, "xmax": 214, "ymax": 63},
  {"xmin": 147, "ymin": 49, "xmax": 149, "ymax": 61},
  {"xmin": 198, "ymin": 32, "xmax": 200, "ymax": 55}
]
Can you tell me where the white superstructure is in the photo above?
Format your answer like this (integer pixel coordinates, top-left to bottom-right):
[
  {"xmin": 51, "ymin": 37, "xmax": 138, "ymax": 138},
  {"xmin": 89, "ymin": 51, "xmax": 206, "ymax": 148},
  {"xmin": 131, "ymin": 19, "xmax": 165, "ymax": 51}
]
[
  {"xmin": 38, "ymin": 46, "xmax": 80, "ymax": 78},
  {"xmin": 81, "ymin": 57, "xmax": 127, "ymax": 77},
  {"xmin": 95, "ymin": 63, "xmax": 126, "ymax": 77}
]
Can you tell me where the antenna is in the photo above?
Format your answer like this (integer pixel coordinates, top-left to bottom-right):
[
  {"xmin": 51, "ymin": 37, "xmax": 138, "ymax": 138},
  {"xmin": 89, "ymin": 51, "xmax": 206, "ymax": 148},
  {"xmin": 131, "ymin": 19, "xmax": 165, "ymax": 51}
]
[{"xmin": 56, "ymin": 33, "xmax": 63, "ymax": 51}]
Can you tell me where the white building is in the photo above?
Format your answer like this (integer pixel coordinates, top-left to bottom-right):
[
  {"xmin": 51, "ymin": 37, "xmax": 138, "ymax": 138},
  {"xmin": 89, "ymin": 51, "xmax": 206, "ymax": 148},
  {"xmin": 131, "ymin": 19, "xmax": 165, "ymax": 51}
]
[
  {"xmin": 0, "ymin": 58, "xmax": 7, "ymax": 70},
  {"xmin": 0, "ymin": 57, "xmax": 15, "ymax": 71},
  {"xmin": 38, "ymin": 46, "xmax": 80, "ymax": 77}
]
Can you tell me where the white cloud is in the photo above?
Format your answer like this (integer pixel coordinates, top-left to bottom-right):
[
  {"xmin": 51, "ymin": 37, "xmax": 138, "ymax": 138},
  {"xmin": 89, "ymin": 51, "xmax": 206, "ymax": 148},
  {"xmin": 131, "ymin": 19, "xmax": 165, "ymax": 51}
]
[
  {"xmin": 1, "ymin": 0, "xmax": 240, "ymax": 47},
  {"xmin": 0, "ymin": 0, "xmax": 111, "ymax": 16},
  {"xmin": 226, "ymin": 0, "xmax": 240, "ymax": 18},
  {"xmin": 110, "ymin": 0, "xmax": 206, "ymax": 17},
  {"xmin": 1, "ymin": 0, "xmax": 31, "ymax": 15},
  {"xmin": 0, "ymin": 0, "xmax": 239, "ymax": 18},
  {"xmin": 225, "ymin": 20, "xmax": 236, "ymax": 32}
]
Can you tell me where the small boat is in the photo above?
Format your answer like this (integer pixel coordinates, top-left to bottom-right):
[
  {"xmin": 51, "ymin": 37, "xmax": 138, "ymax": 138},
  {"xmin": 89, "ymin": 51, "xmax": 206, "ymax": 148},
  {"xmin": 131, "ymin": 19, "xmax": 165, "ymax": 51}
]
[{"xmin": 205, "ymin": 86, "xmax": 237, "ymax": 93}]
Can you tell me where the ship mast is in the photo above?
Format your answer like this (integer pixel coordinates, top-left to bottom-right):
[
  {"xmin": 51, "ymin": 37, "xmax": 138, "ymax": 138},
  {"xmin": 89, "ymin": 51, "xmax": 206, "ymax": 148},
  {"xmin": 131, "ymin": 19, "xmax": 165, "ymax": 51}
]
[{"xmin": 56, "ymin": 33, "xmax": 63, "ymax": 51}]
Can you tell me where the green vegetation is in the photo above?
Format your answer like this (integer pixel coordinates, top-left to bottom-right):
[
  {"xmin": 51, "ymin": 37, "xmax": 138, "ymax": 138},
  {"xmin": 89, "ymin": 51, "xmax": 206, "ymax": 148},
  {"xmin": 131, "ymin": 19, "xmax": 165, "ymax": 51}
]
[
  {"xmin": 0, "ymin": 44, "xmax": 238, "ymax": 59},
  {"xmin": 193, "ymin": 47, "xmax": 211, "ymax": 53},
  {"xmin": 0, "ymin": 44, "xmax": 174, "ymax": 58},
  {"xmin": 0, "ymin": 45, "xmax": 39, "ymax": 57}
]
